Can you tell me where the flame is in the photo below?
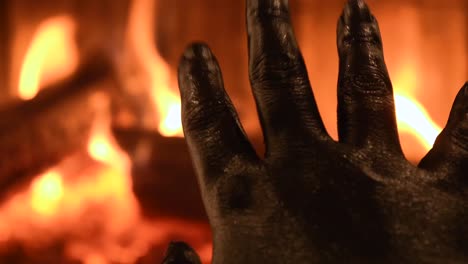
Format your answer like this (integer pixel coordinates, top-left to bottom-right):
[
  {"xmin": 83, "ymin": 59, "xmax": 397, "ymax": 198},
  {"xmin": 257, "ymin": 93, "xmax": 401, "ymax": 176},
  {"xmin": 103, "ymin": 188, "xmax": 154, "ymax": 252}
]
[
  {"xmin": 87, "ymin": 92, "xmax": 131, "ymax": 170},
  {"xmin": 0, "ymin": 125, "xmax": 211, "ymax": 263},
  {"xmin": 393, "ymin": 64, "xmax": 442, "ymax": 159},
  {"xmin": 1, "ymin": 7, "xmax": 210, "ymax": 262},
  {"xmin": 18, "ymin": 15, "xmax": 78, "ymax": 100},
  {"xmin": 394, "ymin": 94, "xmax": 442, "ymax": 151},
  {"xmin": 30, "ymin": 170, "xmax": 64, "ymax": 216},
  {"xmin": 127, "ymin": 0, "xmax": 183, "ymax": 137}
]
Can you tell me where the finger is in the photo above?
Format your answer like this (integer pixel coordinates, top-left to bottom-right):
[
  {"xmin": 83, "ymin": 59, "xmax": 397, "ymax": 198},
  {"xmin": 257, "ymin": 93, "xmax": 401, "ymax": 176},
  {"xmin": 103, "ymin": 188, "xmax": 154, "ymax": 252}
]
[
  {"xmin": 419, "ymin": 83, "xmax": 468, "ymax": 182},
  {"xmin": 162, "ymin": 242, "xmax": 202, "ymax": 264},
  {"xmin": 178, "ymin": 43, "xmax": 258, "ymax": 186},
  {"xmin": 336, "ymin": 0, "xmax": 402, "ymax": 154},
  {"xmin": 246, "ymin": 0, "xmax": 328, "ymax": 154}
]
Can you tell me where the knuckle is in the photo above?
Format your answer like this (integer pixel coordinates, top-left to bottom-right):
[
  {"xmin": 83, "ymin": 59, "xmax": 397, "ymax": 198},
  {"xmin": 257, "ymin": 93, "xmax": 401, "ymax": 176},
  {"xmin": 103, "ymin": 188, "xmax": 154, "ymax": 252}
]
[
  {"xmin": 211, "ymin": 158, "xmax": 261, "ymax": 214},
  {"xmin": 250, "ymin": 52, "xmax": 308, "ymax": 91},
  {"xmin": 341, "ymin": 67, "xmax": 391, "ymax": 97}
]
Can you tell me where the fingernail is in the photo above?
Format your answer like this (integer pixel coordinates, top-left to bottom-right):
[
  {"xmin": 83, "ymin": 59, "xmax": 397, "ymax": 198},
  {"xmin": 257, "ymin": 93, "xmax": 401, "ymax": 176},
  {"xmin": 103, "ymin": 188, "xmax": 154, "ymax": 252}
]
[
  {"xmin": 343, "ymin": 0, "xmax": 372, "ymax": 26},
  {"xmin": 182, "ymin": 42, "xmax": 213, "ymax": 62},
  {"xmin": 178, "ymin": 43, "xmax": 220, "ymax": 101},
  {"xmin": 179, "ymin": 42, "xmax": 217, "ymax": 83},
  {"xmin": 248, "ymin": 0, "xmax": 288, "ymax": 12}
]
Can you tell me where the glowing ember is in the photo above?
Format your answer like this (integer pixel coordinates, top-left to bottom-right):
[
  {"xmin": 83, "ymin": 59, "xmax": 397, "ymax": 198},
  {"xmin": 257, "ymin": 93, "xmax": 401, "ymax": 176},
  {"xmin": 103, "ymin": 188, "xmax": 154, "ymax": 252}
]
[
  {"xmin": 127, "ymin": 0, "xmax": 183, "ymax": 137},
  {"xmin": 18, "ymin": 15, "xmax": 78, "ymax": 100},
  {"xmin": 30, "ymin": 170, "xmax": 64, "ymax": 216}
]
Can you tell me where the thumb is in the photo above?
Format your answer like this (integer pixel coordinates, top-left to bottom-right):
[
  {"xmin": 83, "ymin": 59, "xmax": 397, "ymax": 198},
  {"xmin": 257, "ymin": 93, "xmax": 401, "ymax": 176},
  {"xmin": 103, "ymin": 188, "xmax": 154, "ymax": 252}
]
[{"xmin": 162, "ymin": 241, "xmax": 202, "ymax": 264}]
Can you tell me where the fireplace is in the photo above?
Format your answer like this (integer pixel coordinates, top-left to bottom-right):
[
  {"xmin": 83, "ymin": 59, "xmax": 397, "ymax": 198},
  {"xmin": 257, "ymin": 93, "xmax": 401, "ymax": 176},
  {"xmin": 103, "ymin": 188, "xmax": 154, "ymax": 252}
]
[{"xmin": 0, "ymin": 0, "xmax": 466, "ymax": 263}]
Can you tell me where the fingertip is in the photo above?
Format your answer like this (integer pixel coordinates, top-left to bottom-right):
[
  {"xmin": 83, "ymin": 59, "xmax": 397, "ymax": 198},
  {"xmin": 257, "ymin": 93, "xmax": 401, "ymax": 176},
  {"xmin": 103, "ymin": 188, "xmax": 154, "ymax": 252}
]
[
  {"xmin": 246, "ymin": 0, "xmax": 290, "ymax": 35},
  {"xmin": 419, "ymin": 82, "xmax": 468, "ymax": 174},
  {"xmin": 454, "ymin": 83, "xmax": 468, "ymax": 132},
  {"xmin": 247, "ymin": 0, "xmax": 289, "ymax": 15},
  {"xmin": 178, "ymin": 42, "xmax": 222, "ymax": 99},
  {"xmin": 179, "ymin": 42, "xmax": 216, "ymax": 77},
  {"xmin": 162, "ymin": 241, "xmax": 201, "ymax": 264},
  {"xmin": 181, "ymin": 42, "xmax": 214, "ymax": 62},
  {"xmin": 447, "ymin": 82, "xmax": 468, "ymax": 121},
  {"xmin": 337, "ymin": 0, "xmax": 381, "ymax": 56},
  {"xmin": 342, "ymin": 0, "xmax": 372, "ymax": 26},
  {"xmin": 456, "ymin": 81, "xmax": 467, "ymax": 97}
]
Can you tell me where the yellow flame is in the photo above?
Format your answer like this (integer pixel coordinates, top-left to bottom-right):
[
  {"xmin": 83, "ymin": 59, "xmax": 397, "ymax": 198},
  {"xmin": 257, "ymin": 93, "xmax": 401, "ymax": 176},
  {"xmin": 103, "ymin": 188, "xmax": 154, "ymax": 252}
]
[
  {"xmin": 18, "ymin": 15, "xmax": 78, "ymax": 100},
  {"xmin": 158, "ymin": 92, "xmax": 183, "ymax": 137},
  {"xmin": 87, "ymin": 128, "xmax": 131, "ymax": 172},
  {"xmin": 88, "ymin": 137, "xmax": 112, "ymax": 162},
  {"xmin": 127, "ymin": 0, "xmax": 183, "ymax": 137},
  {"xmin": 394, "ymin": 94, "xmax": 442, "ymax": 151},
  {"xmin": 87, "ymin": 92, "xmax": 131, "ymax": 172},
  {"xmin": 30, "ymin": 170, "xmax": 64, "ymax": 216},
  {"xmin": 392, "ymin": 63, "xmax": 442, "ymax": 154}
]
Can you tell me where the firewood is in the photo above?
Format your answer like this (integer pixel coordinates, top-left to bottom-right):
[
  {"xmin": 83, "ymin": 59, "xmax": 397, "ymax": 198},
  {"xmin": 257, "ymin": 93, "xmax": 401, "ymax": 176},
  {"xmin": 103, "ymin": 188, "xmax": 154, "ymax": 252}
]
[
  {"xmin": 0, "ymin": 56, "xmax": 113, "ymax": 199},
  {"xmin": 112, "ymin": 127, "xmax": 207, "ymax": 221}
]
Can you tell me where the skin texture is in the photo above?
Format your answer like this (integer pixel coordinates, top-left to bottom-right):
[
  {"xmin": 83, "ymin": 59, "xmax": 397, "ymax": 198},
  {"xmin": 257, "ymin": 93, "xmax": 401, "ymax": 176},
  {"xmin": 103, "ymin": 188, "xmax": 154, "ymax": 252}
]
[{"xmin": 169, "ymin": 0, "xmax": 468, "ymax": 263}]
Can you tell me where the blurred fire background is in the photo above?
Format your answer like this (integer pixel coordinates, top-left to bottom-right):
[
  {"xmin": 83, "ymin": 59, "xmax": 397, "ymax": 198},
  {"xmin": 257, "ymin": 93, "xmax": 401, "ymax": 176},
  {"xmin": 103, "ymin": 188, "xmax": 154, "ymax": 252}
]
[{"xmin": 0, "ymin": 0, "xmax": 466, "ymax": 263}]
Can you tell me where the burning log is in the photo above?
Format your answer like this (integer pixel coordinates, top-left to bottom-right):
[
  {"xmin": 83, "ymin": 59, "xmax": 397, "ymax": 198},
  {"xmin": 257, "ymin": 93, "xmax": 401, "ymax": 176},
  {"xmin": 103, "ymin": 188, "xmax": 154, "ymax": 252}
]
[
  {"xmin": 0, "ymin": 57, "xmax": 113, "ymax": 199},
  {"xmin": 113, "ymin": 126, "xmax": 264, "ymax": 221},
  {"xmin": 112, "ymin": 127, "xmax": 207, "ymax": 221},
  {"xmin": 0, "ymin": 240, "xmax": 81, "ymax": 264}
]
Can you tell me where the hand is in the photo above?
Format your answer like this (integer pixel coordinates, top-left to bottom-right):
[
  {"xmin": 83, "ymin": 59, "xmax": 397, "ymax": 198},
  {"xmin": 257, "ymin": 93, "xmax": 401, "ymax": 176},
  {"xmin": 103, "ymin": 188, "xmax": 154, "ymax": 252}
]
[{"xmin": 172, "ymin": 0, "xmax": 468, "ymax": 263}]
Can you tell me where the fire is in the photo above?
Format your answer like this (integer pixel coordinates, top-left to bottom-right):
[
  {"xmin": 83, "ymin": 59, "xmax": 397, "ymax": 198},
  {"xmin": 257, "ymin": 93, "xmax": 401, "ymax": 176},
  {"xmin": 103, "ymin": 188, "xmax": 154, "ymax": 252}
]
[
  {"xmin": 127, "ymin": 0, "xmax": 183, "ymax": 137},
  {"xmin": 0, "ymin": 4, "xmax": 211, "ymax": 263},
  {"xmin": 87, "ymin": 92, "xmax": 131, "ymax": 169},
  {"xmin": 18, "ymin": 15, "xmax": 78, "ymax": 100},
  {"xmin": 157, "ymin": 93, "xmax": 183, "ymax": 137},
  {"xmin": 393, "ymin": 65, "xmax": 442, "ymax": 160},
  {"xmin": 30, "ymin": 170, "xmax": 64, "ymax": 216},
  {"xmin": 394, "ymin": 94, "xmax": 442, "ymax": 151}
]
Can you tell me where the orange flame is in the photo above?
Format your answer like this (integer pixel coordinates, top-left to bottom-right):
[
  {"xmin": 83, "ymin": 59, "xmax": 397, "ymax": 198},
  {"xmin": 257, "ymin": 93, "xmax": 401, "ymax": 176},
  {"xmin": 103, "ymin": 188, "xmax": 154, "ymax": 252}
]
[
  {"xmin": 2, "ymin": 7, "xmax": 211, "ymax": 263},
  {"xmin": 393, "ymin": 64, "xmax": 442, "ymax": 160},
  {"xmin": 18, "ymin": 15, "xmax": 78, "ymax": 100},
  {"xmin": 127, "ymin": 0, "xmax": 183, "ymax": 137}
]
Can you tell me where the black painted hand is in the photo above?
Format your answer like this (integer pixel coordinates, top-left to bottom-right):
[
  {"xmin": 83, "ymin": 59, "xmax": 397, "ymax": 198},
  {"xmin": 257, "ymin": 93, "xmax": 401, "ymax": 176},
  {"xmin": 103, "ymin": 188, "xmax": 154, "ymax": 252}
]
[
  {"xmin": 173, "ymin": 0, "xmax": 468, "ymax": 263},
  {"xmin": 161, "ymin": 242, "xmax": 202, "ymax": 264}
]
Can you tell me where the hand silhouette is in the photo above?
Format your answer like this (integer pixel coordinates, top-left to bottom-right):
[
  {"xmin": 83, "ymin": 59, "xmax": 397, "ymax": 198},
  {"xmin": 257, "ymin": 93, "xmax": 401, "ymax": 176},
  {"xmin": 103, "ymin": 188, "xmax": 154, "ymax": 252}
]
[{"xmin": 169, "ymin": 0, "xmax": 468, "ymax": 263}]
